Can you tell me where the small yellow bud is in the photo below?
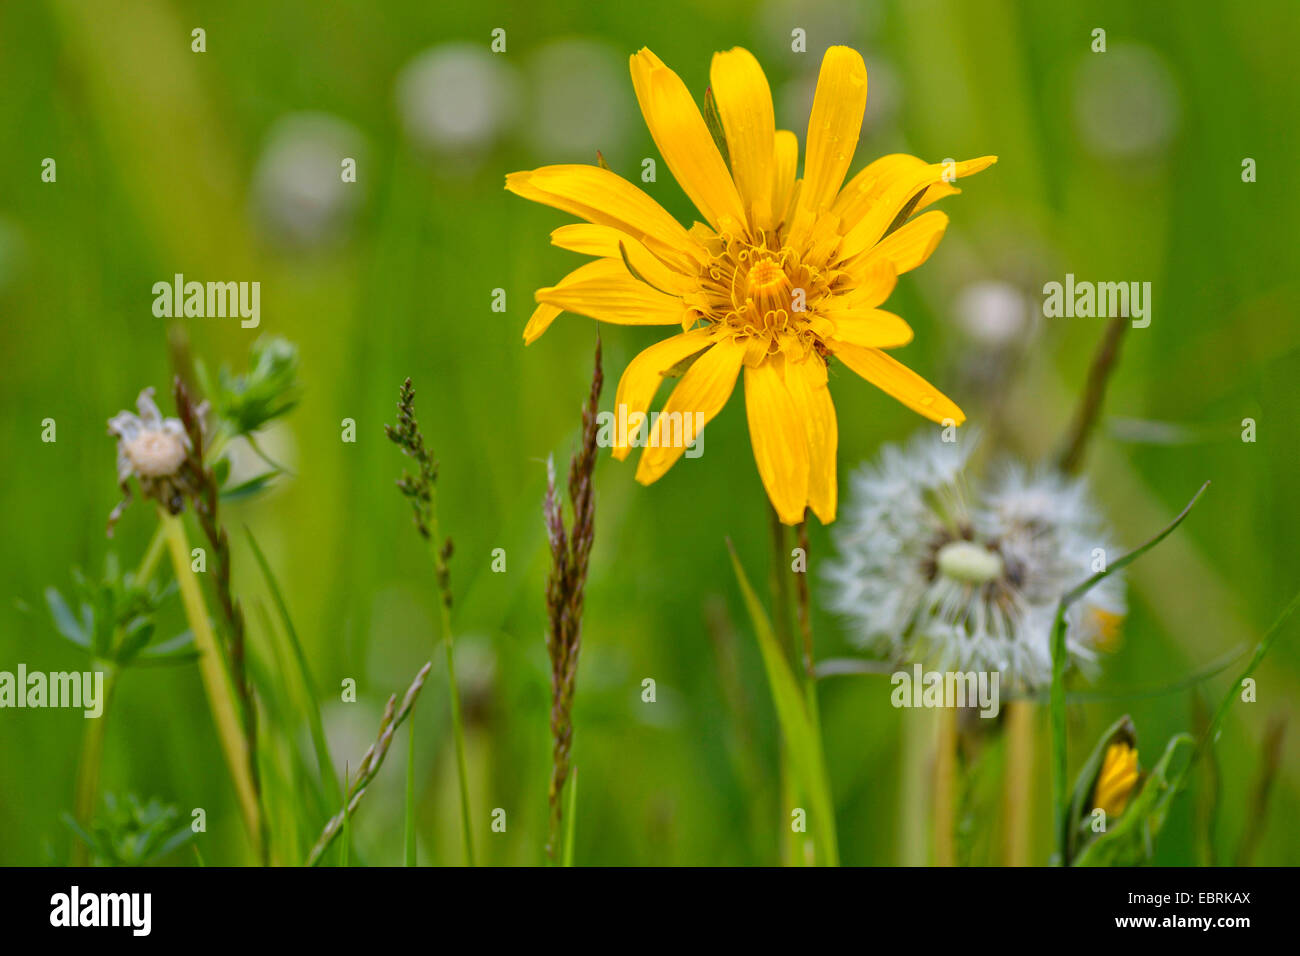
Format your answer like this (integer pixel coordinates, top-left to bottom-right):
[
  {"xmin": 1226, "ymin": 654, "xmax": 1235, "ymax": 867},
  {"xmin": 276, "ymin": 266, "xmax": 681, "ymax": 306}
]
[{"xmin": 1092, "ymin": 741, "xmax": 1140, "ymax": 817}]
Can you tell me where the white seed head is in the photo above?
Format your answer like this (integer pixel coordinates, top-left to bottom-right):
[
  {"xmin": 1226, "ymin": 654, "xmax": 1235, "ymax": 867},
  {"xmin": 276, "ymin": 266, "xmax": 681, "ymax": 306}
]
[{"xmin": 825, "ymin": 430, "xmax": 1125, "ymax": 690}]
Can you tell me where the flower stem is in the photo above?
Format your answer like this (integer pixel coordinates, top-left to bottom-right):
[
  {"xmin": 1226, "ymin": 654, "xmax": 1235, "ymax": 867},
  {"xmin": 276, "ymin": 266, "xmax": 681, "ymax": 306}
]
[
  {"xmin": 934, "ymin": 706, "xmax": 957, "ymax": 866},
  {"xmin": 160, "ymin": 510, "xmax": 263, "ymax": 860},
  {"xmin": 427, "ymin": 532, "xmax": 476, "ymax": 867},
  {"xmin": 71, "ymin": 525, "xmax": 167, "ymax": 863},
  {"xmin": 768, "ymin": 506, "xmax": 838, "ymax": 865},
  {"xmin": 898, "ymin": 711, "xmax": 929, "ymax": 866},
  {"xmin": 71, "ymin": 667, "xmax": 117, "ymax": 864},
  {"xmin": 1002, "ymin": 699, "xmax": 1035, "ymax": 866}
]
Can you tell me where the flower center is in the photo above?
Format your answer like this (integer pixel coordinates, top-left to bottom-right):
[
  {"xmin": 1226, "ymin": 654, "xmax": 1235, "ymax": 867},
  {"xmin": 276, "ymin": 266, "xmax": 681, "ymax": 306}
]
[
  {"xmin": 125, "ymin": 431, "xmax": 187, "ymax": 477},
  {"xmin": 936, "ymin": 540, "xmax": 1004, "ymax": 585},
  {"xmin": 744, "ymin": 256, "xmax": 794, "ymax": 316}
]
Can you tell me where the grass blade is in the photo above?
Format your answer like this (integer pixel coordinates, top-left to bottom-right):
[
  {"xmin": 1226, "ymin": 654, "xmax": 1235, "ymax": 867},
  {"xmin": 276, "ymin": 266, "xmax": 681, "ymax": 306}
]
[
  {"xmin": 404, "ymin": 722, "xmax": 417, "ymax": 866},
  {"xmin": 1051, "ymin": 481, "xmax": 1208, "ymax": 864},
  {"xmin": 245, "ymin": 527, "xmax": 342, "ymax": 807},
  {"xmin": 727, "ymin": 539, "xmax": 839, "ymax": 866}
]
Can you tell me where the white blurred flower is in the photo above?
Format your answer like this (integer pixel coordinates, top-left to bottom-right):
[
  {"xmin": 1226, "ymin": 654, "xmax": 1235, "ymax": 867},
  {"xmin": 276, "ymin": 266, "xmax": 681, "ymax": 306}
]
[
  {"xmin": 106, "ymin": 387, "xmax": 201, "ymax": 532},
  {"xmin": 109, "ymin": 387, "xmax": 189, "ymax": 482},
  {"xmin": 396, "ymin": 44, "xmax": 519, "ymax": 156},
  {"xmin": 826, "ymin": 431, "xmax": 1124, "ymax": 690},
  {"xmin": 954, "ymin": 279, "xmax": 1032, "ymax": 348},
  {"xmin": 252, "ymin": 113, "xmax": 366, "ymax": 250},
  {"xmin": 525, "ymin": 39, "xmax": 630, "ymax": 161},
  {"xmin": 1073, "ymin": 44, "xmax": 1181, "ymax": 159}
]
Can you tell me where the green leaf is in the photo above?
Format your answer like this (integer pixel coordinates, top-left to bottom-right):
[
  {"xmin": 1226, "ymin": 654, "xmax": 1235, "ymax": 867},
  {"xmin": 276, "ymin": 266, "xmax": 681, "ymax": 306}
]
[
  {"xmin": 1074, "ymin": 733, "xmax": 1195, "ymax": 867},
  {"xmin": 702, "ymin": 86, "xmax": 731, "ymax": 170},
  {"xmin": 1063, "ymin": 715, "xmax": 1135, "ymax": 862},
  {"xmin": 220, "ymin": 470, "xmax": 280, "ymax": 502},
  {"xmin": 44, "ymin": 587, "xmax": 88, "ymax": 649},
  {"xmin": 1051, "ymin": 480, "xmax": 1209, "ymax": 864},
  {"xmin": 115, "ymin": 617, "xmax": 156, "ymax": 665},
  {"xmin": 246, "ymin": 527, "xmax": 342, "ymax": 807},
  {"xmin": 133, "ymin": 630, "xmax": 199, "ymax": 667},
  {"xmin": 727, "ymin": 540, "xmax": 838, "ymax": 866}
]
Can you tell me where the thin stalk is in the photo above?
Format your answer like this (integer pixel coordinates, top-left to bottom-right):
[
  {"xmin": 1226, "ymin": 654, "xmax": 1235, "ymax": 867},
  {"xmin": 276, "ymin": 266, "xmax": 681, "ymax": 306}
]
[
  {"xmin": 794, "ymin": 522, "xmax": 815, "ymax": 680},
  {"xmin": 340, "ymin": 763, "xmax": 350, "ymax": 868},
  {"xmin": 1058, "ymin": 315, "xmax": 1128, "ymax": 474},
  {"xmin": 1002, "ymin": 700, "xmax": 1034, "ymax": 866},
  {"xmin": 386, "ymin": 379, "xmax": 475, "ymax": 866},
  {"xmin": 791, "ymin": 519, "xmax": 831, "ymax": 863},
  {"xmin": 760, "ymin": 511, "xmax": 838, "ymax": 866},
  {"xmin": 404, "ymin": 722, "xmax": 417, "ymax": 866},
  {"xmin": 768, "ymin": 507, "xmax": 795, "ymax": 663},
  {"xmin": 71, "ymin": 668, "xmax": 117, "ymax": 864},
  {"xmin": 136, "ymin": 523, "xmax": 167, "ymax": 584},
  {"xmin": 898, "ymin": 711, "xmax": 929, "ymax": 866},
  {"xmin": 561, "ymin": 766, "xmax": 578, "ymax": 867},
  {"xmin": 771, "ymin": 508, "xmax": 800, "ymax": 867},
  {"xmin": 161, "ymin": 510, "xmax": 262, "ymax": 859},
  {"xmin": 934, "ymin": 706, "xmax": 957, "ymax": 866},
  {"xmin": 71, "ymin": 529, "xmax": 162, "ymax": 863},
  {"xmin": 430, "ymin": 549, "xmax": 475, "ymax": 867},
  {"xmin": 305, "ymin": 662, "xmax": 433, "ymax": 866},
  {"xmin": 1051, "ymin": 481, "xmax": 1209, "ymax": 863}
]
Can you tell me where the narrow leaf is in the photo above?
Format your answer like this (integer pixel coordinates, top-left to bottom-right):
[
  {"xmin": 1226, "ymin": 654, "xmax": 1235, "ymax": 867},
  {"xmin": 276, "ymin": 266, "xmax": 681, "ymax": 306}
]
[{"xmin": 727, "ymin": 539, "xmax": 838, "ymax": 866}]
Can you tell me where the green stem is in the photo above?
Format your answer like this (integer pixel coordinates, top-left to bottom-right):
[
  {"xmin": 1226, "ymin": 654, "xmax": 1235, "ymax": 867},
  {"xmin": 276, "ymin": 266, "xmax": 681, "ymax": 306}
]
[
  {"xmin": 71, "ymin": 667, "xmax": 117, "ymax": 864},
  {"xmin": 404, "ymin": 722, "xmax": 417, "ymax": 866},
  {"xmin": 161, "ymin": 510, "xmax": 263, "ymax": 860},
  {"xmin": 427, "ymin": 531, "xmax": 475, "ymax": 867},
  {"xmin": 1051, "ymin": 480, "xmax": 1209, "ymax": 864},
  {"xmin": 561, "ymin": 766, "xmax": 579, "ymax": 867},
  {"xmin": 71, "ymin": 524, "xmax": 166, "ymax": 863},
  {"xmin": 934, "ymin": 706, "xmax": 957, "ymax": 866}
]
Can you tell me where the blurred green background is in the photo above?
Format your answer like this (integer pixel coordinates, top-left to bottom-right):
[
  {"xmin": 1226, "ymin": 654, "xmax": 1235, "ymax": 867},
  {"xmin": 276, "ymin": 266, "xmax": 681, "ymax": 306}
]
[{"xmin": 2, "ymin": 0, "xmax": 1298, "ymax": 866}]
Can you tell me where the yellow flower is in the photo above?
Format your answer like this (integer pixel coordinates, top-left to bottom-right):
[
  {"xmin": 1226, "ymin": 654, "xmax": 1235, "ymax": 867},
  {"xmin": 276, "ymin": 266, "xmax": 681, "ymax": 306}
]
[
  {"xmin": 1092, "ymin": 741, "xmax": 1140, "ymax": 818},
  {"xmin": 508, "ymin": 46, "xmax": 995, "ymax": 524}
]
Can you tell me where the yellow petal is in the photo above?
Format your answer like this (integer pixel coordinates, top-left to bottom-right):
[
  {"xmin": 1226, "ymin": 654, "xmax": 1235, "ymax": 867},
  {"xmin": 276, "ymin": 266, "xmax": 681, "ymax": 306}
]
[
  {"xmin": 630, "ymin": 48, "xmax": 747, "ymax": 233},
  {"xmin": 825, "ymin": 258, "xmax": 898, "ymax": 310},
  {"xmin": 635, "ymin": 336, "xmax": 745, "ymax": 484},
  {"xmin": 838, "ymin": 155, "xmax": 996, "ymax": 260},
  {"xmin": 1092, "ymin": 743, "xmax": 1140, "ymax": 817},
  {"xmin": 849, "ymin": 210, "xmax": 950, "ymax": 276},
  {"xmin": 710, "ymin": 47, "xmax": 776, "ymax": 230},
  {"xmin": 506, "ymin": 164, "xmax": 702, "ymax": 271},
  {"xmin": 537, "ymin": 259, "xmax": 686, "ymax": 326},
  {"xmin": 611, "ymin": 328, "xmax": 717, "ymax": 460},
  {"xmin": 788, "ymin": 47, "xmax": 868, "ymax": 244},
  {"xmin": 832, "ymin": 153, "xmax": 921, "ymax": 223},
  {"xmin": 549, "ymin": 223, "xmax": 693, "ymax": 295},
  {"xmin": 523, "ymin": 302, "xmax": 562, "ymax": 345},
  {"xmin": 784, "ymin": 355, "xmax": 837, "ymax": 523},
  {"xmin": 744, "ymin": 355, "xmax": 809, "ymax": 524},
  {"xmin": 831, "ymin": 341, "xmax": 965, "ymax": 425},
  {"xmin": 822, "ymin": 308, "xmax": 914, "ymax": 348},
  {"xmin": 772, "ymin": 130, "xmax": 799, "ymax": 226}
]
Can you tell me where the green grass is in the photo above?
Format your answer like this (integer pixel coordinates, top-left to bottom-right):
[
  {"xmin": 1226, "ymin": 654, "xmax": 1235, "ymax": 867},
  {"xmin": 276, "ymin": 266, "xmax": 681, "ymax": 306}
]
[{"xmin": 1, "ymin": 0, "xmax": 1298, "ymax": 866}]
